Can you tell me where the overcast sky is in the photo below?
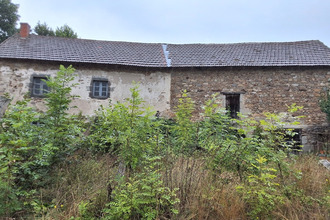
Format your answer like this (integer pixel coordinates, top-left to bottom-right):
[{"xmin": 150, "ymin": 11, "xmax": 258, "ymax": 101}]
[{"xmin": 11, "ymin": 0, "xmax": 330, "ymax": 47}]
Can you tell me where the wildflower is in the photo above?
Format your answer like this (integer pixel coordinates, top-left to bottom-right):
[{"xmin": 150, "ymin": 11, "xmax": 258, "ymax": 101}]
[{"xmin": 54, "ymin": 205, "xmax": 57, "ymax": 209}]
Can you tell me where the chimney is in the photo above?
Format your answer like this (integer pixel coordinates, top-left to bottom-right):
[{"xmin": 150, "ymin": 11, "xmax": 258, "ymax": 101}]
[{"xmin": 20, "ymin": 23, "xmax": 30, "ymax": 38}]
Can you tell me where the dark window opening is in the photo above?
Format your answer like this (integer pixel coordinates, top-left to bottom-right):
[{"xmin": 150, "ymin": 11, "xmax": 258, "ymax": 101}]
[
  {"xmin": 32, "ymin": 77, "xmax": 49, "ymax": 97},
  {"xmin": 91, "ymin": 79, "xmax": 109, "ymax": 99},
  {"xmin": 284, "ymin": 128, "xmax": 302, "ymax": 153},
  {"xmin": 225, "ymin": 94, "xmax": 240, "ymax": 118}
]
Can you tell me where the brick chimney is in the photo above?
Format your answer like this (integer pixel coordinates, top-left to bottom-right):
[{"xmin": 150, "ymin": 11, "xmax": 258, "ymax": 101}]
[{"xmin": 20, "ymin": 23, "xmax": 30, "ymax": 38}]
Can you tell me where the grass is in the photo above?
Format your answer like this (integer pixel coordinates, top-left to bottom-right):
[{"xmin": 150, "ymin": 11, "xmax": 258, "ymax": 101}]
[
  {"xmin": 31, "ymin": 153, "xmax": 329, "ymax": 220},
  {"xmin": 36, "ymin": 153, "xmax": 116, "ymax": 219},
  {"xmin": 271, "ymin": 155, "xmax": 330, "ymax": 220}
]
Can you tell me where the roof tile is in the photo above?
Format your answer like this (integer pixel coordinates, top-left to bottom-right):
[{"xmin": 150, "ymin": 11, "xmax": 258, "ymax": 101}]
[
  {"xmin": 0, "ymin": 34, "xmax": 167, "ymax": 67},
  {"xmin": 0, "ymin": 34, "xmax": 330, "ymax": 67},
  {"xmin": 167, "ymin": 41, "xmax": 330, "ymax": 67}
]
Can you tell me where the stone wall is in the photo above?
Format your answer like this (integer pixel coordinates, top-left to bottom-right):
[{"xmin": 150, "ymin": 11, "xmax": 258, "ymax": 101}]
[
  {"xmin": 303, "ymin": 125, "xmax": 330, "ymax": 153},
  {"xmin": 171, "ymin": 67, "xmax": 330, "ymax": 125},
  {"xmin": 0, "ymin": 96, "xmax": 10, "ymax": 118},
  {"xmin": 0, "ymin": 59, "xmax": 171, "ymax": 115},
  {"xmin": 1, "ymin": 59, "xmax": 329, "ymax": 152},
  {"xmin": 170, "ymin": 67, "xmax": 330, "ymax": 151}
]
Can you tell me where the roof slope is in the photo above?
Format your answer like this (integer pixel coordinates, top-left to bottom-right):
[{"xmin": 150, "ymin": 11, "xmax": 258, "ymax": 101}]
[
  {"xmin": 167, "ymin": 41, "xmax": 330, "ymax": 67},
  {"xmin": 0, "ymin": 34, "xmax": 167, "ymax": 67},
  {"xmin": 0, "ymin": 34, "xmax": 330, "ymax": 67}
]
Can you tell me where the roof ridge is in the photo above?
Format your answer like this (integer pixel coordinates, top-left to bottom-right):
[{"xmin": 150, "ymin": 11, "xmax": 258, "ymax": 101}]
[
  {"xmin": 27, "ymin": 34, "xmax": 164, "ymax": 45},
  {"xmin": 19, "ymin": 34, "xmax": 328, "ymax": 47},
  {"xmin": 166, "ymin": 40, "xmax": 325, "ymax": 46}
]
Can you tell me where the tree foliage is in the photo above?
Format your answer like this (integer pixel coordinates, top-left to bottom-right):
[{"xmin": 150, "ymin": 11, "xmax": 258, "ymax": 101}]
[
  {"xmin": 0, "ymin": 66, "xmax": 83, "ymax": 217},
  {"xmin": 103, "ymin": 160, "xmax": 179, "ymax": 220},
  {"xmin": 90, "ymin": 83, "xmax": 160, "ymax": 172},
  {"xmin": 55, "ymin": 24, "xmax": 78, "ymax": 38},
  {"xmin": 33, "ymin": 22, "xmax": 78, "ymax": 38},
  {"xmin": 0, "ymin": 0, "xmax": 19, "ymax": 43},
  {"xmin": 33, "ymin": 22, "xmax": 55, "ymax": 36}
]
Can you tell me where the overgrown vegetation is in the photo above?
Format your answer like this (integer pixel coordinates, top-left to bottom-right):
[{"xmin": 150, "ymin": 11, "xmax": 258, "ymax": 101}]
[
  {"xmin": 0, "ymin": 66, "xmax": 329, "ymax": 219},
  {"xmin": 320, "ymin": 86, "xmax": 330, "ymax": 122}
]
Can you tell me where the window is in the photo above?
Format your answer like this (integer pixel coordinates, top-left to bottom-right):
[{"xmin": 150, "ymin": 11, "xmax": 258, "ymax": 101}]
[
  {"xmin": 91, "ymin": 79, "xmax": 109, "ymax": 99},
  {"xmin": 225, "ymin": 93, "xmax": 240, "ymax": 118},
  {"xmin": 32, "ymin": 76, "xmax": 49, "ymax": 97}
]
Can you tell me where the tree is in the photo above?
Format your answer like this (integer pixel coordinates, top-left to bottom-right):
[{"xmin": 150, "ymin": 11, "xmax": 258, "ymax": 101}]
[
  {"xmin": 33, "ymin": 22, "xmax": 78, "ymax": 38},
  {"xmin": 55, "ymin": 24, "xmax": 78, "ymax": 38},
  {"xmin": 0, "ymin": 0, "xmax": 19, "ymax": 43},
  {"xmin": 33, "ymin": 21, "xmax": 55, "ymax": 36}
]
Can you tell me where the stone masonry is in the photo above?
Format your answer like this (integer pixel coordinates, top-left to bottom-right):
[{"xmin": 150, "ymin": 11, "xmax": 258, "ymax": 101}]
[
  {"xmin": 170, "ymin": 67, "xmax": 330, "ymax": 151},
  {"xmin": 171, "ymin": 66, "xmax": 329, "ymax": 125}
]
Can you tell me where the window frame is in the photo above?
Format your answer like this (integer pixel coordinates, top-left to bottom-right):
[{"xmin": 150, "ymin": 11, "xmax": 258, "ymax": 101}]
[
  {"xmin": 90, "ymin": 78, "xmax": 110, "ymax": 99},
  {"xmin": 30, "ymin": 75, "xmax": 50, "ymax": 98}
]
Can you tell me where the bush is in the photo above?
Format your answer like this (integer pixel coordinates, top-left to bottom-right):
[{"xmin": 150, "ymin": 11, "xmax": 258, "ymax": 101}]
[
  {"xmin": 0, "ymin": 65, "xmax": 84, "ymax": 217},
  {"xmin": 236, "ymin": 155, "xmax": 285, "ymax": 219},
  {"xmin": 320, "ymin": 87, "xmax": 330, "ymax": 122},
  {"xmin": 89, "ymin": 84, "xmax": 162, "ymax": 173},
  {"xmin": 103, "ymin": 159, "xmax": 179, "ymax": 220}
]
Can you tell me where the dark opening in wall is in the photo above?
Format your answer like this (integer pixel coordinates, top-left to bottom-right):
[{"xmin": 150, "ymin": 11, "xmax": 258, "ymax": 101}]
[
  {"xmin": 225, "ymin": 93, "xmax": 240, "ymax": 118},
  {"xmin": 284, "ymin": 128, "xmax": 302, "ymax": 153}
]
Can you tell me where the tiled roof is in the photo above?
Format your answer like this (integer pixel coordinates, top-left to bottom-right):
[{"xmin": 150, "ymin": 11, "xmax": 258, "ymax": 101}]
[
  {"xmin": 0, "ymin": 34, "xmax": 167, "ymax": 67},
  {"xmin": 0, "ymin": 34, "xmax": 330, "ymax": 67},
  {"xmin": 167, "ymin": 41, "xmax": 330, "ymax": 67}
]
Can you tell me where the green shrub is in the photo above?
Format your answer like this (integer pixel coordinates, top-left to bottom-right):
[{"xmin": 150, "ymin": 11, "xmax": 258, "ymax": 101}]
[
  {"xmin": 208, "ymin": 104, "xmax": 303, "ymax": 181},
  {"xmin": 43, "ymin": 65, "xmax": 84, "ymax": 163},
  {"xmin": 320, "ymin": 87, "xmax": 330, "ymax": 122},
  {"xmin": 0, "ymin": 179, "xmax": 21, "ymax": 217},
  {"xmin": 103, "ymin": 160, "xmax": 179, "ymax": 220},
  {"xmin": 171, "ymin": 90, "xmax": 198, "ymax": 154},
  {"xmin": 0, "ymin": 65, "xmax": 83, "ymax": 217},
  {"xmin": 0, "ymin": 100, "xmax": 45, "ymax": 216},
  {"xmin": 89, "ymin": 84, "xmax": 166, "ymax": 174},
  {"xmin": 236, "ymin": 155, "xmax": 284, "ymax": 219}
]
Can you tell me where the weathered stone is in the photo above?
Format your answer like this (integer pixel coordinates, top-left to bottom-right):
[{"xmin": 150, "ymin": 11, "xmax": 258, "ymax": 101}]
[
  {"xmin": 319, "ymin": 160, "xmax": 330, "ymax": 170},
  {"xmin": 170, "ymin": 67, "xmax": 330, "ymax": 151},
  {"xmin": 0, "ymin": 96, "xmax": 10, "ymax": 118}
]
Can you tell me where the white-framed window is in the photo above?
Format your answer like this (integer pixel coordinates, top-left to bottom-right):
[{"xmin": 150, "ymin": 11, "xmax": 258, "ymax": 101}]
[
  {"xmin": 31, "ymin": 76, "xmax": 49, "ymax": 97},
  {"xmin": 91, "ymin": 79, "xmax": 109, "ymax": 99}
]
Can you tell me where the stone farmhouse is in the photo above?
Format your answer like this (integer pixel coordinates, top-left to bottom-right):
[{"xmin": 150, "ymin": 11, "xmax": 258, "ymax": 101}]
[{"xmin": 1, "ymin": 23, "xmax": 330, "ymax": 151}]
